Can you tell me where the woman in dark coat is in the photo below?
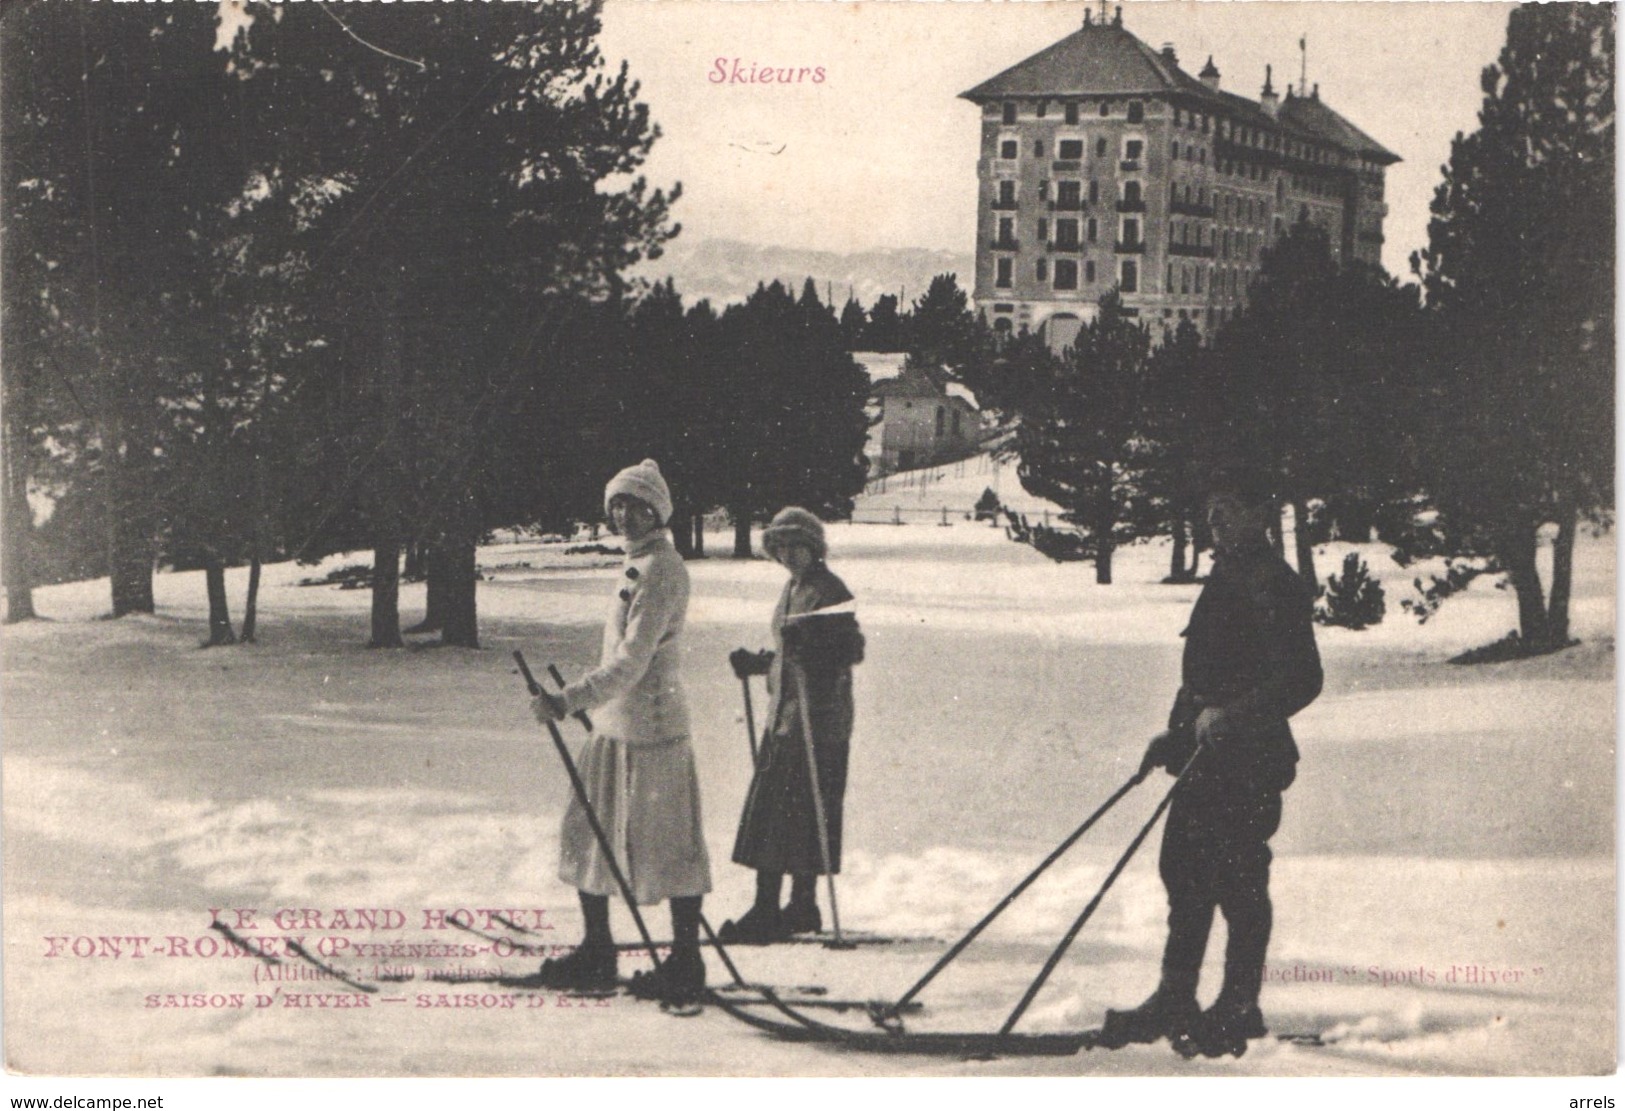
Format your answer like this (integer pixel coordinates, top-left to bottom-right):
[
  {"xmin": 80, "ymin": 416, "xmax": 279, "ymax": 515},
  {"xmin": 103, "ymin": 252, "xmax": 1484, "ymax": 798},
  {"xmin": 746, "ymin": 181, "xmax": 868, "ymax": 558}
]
[{"xmin": 720, "ymin": 507, "xmax": 864, "ymax": 943}]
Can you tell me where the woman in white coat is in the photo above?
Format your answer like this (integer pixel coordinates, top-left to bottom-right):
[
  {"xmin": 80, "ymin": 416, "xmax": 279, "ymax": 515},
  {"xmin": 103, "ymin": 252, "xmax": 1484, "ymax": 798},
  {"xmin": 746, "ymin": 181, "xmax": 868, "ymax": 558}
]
[{"xmin": 533, "ymin": 459, "xmax": 711, "ymax": 1004}]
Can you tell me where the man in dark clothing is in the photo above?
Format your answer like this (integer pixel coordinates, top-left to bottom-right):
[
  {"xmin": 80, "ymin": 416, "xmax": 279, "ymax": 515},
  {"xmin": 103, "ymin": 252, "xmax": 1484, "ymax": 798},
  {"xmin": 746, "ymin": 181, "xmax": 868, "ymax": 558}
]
[{"xmin": 1099, "ymin": 479, "xmax": 1323, "ymax": 1058}]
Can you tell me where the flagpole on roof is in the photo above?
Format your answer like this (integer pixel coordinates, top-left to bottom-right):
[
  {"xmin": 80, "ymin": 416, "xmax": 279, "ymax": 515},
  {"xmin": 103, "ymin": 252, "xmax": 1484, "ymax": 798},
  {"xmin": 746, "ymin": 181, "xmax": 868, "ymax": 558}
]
[{"xmin": 1299, "ymin": 34, "xmax": 1308, "ymax": 96}]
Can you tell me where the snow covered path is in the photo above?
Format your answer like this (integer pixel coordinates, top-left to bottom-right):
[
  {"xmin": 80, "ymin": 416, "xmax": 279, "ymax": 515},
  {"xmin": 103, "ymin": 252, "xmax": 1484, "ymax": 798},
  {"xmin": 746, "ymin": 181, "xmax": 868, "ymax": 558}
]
[{"xmin": 2, "ymin": 521, "xmax": 1614, "ymax": 1076}]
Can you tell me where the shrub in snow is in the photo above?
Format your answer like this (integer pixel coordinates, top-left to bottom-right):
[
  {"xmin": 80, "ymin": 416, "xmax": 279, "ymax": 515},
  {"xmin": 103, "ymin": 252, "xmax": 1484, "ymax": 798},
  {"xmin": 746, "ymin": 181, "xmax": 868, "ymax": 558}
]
[
  {"xmin": 1030, "ymin": 523, "xmax": 1090, "ymax": 563},
  {"xmin": 974, "ymin": 487, "xmax": 1002, "ymax": 522},
  {"xmin": 1315, "ymin": 553, "xmax": 1385, "ymax": 629},
  {"xmin": 1399, "ymin": 559, "xmax": 1489, "ymax": 624}
]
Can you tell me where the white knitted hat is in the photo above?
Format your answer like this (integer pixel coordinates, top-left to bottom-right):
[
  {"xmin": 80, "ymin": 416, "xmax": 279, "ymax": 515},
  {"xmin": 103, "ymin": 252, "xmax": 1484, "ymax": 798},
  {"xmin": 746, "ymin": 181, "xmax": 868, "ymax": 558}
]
[{"xmin": 604, "ymin": 459, "xmax": 673, "ymax": 525}]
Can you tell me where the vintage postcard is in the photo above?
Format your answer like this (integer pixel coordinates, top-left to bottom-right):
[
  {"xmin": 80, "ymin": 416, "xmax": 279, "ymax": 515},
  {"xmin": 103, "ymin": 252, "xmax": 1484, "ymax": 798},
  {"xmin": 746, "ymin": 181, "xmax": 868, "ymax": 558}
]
[{"xmin": 1, "ymin": 0, "xmax": 1614, "ymax": 1089}]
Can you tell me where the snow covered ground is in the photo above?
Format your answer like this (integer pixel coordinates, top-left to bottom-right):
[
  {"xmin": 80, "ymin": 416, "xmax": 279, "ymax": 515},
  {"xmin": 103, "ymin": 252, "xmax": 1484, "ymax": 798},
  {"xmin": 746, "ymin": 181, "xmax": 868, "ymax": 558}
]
[{"xmin": 1, "ymin": 498, "xmax": 1615, "ymax": 1080}]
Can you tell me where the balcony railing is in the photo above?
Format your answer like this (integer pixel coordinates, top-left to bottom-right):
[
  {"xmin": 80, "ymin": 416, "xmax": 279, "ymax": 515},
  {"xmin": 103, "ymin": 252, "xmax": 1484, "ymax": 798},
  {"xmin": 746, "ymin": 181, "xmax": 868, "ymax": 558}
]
[
  {"xmin": 1048, "ymin": 198, "xmax": 1084, "ymax": 212},
  {"xmin": 1049, "ymin": 240, "xmax": 1082, "ymax": 253},
  {"xmin": 1114, "ymin": 199, "xmax": 1147, "ymax": 213},
  {"xmin": 991, "ymin": 199, "xmax": 1020, "ymax": 211},
  {"xmin": 1113, "ymin": 239, "xmax": 1147, "ymax": 254},
  {"xmin": 990, "ymin": 239, "xmax": 1021, "ymax": 252},
  {"xmin": 1119, "ymin": 159, "xmax": 1141, "ymax": 172},
  {"xmin": 1167, "ymin": 242, "xmax": 1216, "ymax": 258},
  {"xmin": 1169, "ymin": 200, "xmax": 1215, "ymax": 218}
]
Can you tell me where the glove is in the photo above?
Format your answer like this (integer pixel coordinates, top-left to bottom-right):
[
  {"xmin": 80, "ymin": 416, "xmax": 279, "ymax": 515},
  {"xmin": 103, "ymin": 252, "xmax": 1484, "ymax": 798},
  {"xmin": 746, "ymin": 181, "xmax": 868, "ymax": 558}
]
[
  {"xmin": 1194, "ymin": 706, "xmax": 1235, "ymax": 751},
  {"xmin": 1139, "ymin": 731, "xmax": 1176, "ymax": 777},
  {"xmin": 531, "ymin": 691, "xmax": 566, "ymax": 724},
  {"xmin": 729, "ymin": 647, "xmax": 773, "ymax": 679}
]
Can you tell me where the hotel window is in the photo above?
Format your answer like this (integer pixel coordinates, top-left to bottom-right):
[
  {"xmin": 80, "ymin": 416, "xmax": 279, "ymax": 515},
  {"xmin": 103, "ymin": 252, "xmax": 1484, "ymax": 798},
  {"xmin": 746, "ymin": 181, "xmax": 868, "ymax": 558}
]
[
  {"xmin": 996, "ymin": 257, "xmax": 1012, "ymax": 288},
  {"xmin": 1057, "ymin": 180, "xmax": 1081, "ymax": 207},
  {"xmin": 1056, "ymin": 219, "xmax": 1079, "ymax": 248},
  {"xmin": 1171, "ymin": 141, "xmax": 1179, "ymax": 160},
  {"xmin": 1036, "ymin": 100, "xmax": 1048, "ymax": 118},
  {"xmin": 1036, "ymin": 259, "xmax": 1048, "ymax": 282},
  {"xmin": 1065, "ymin": 101, "xmax": 1079, "ymax": 125},
  {"xmin": 1059, "ymin": 139, "xmax": 1084, "ymax": 160},
  {"xmin": 1181, "ymin": 266, "xmax": 1190, "ymax": 294},
  {"xmin": 1120, "ymin": 260, "xmax": 1138, "ymax": 293},
  {"xmin": 1194, "ymin": 267, "xmax": 1204, "ymax": 294},
  {"xmin": 1039, "ymin": 179, "xmax": 1049, "ymax": 199},
  {"xmin": 1087, "ymin": 217, "xmax": 1097, "ymax": 242},
  {"xmin": 1054, "ymin": 259, "xmax": 1079, "ymax": 290},
  {"xmin": 1100, "ymin": 101, "xmax": 1111, "ymax": 117},
  {"xmin": 1000, "ymin": 139, "xmax": 1018, "ymax": 160},
  {"xmin": 1034, "ymin": 141, "xmax": 1045, "ymax": 157},
  {"xmin": 1174, "ymin": 108, "xmax": 1182, "ymax": 126},
  {"xmin": 1125, "ymin": 139, "xmax": 1143, "ymax": 161},
  {"xmin": 1002, "ymin": 102, "xmax": 1017, "ymax": 124},
  {"xmin": 1123, "ymin": 181, "xmax": 1141, "ymax": 205},
  {"xmin": 1127, "ymin": 101, "xmax": 1144, "ymax": 123},
  {"xmin": 1089, "ymin": 180, "xmax": 1099, "ymax": 203},
  {"xmin": 998, "ymin": 180, "xmax": 1016, "ymax": 205},
  {"xmin": 1122, "ymin": 218, "xmax": 1140, "ymax": 246},
  {"xmin": 1166, "ymin": 264, "xmax": 1173, "ymax": 291},
  {"xmin": 1086, "ymin": 260, "xmax": 1096, "ymax": 283},
  {"xmin": 1038, "ymin": 218, "xmax": 1049, "ymax": 241},
  {"xmin": 998, "ymin": 217, "xmax": 1014, "ymax": 243}
]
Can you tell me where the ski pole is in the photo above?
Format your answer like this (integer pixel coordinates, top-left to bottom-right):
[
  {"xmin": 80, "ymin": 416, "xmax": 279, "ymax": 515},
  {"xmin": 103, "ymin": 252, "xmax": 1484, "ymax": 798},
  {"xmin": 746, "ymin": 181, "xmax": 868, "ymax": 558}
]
[
  {"xmin": 872, "ymin": 765, "xmax": 1150, "ymax": 1029},
  {"xmin": 513, "ymin": 650, "xmax": 664, "ymax": 971},
  {"xmin": 547, "ymin": 662, "xmax": 595, "ymax": 733},
  {"xmin": 741, "ymin": 675, "xmax": 760, "ymax": 766},
  {"xmin": 998, "ymin": 748, "xmax": 1204, "ymax": 1036},
  {"xmin": 790, "ymin": 659, "xmax": 849, "ymax": 949}
]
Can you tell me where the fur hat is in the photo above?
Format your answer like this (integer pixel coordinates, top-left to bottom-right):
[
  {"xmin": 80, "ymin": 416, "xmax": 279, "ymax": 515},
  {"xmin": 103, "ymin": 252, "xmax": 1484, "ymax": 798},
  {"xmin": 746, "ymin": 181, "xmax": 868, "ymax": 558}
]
[
  {"xmin": 604, "ymin": 459, "xmax": 673, "ymax": 525},
  {"xmin": 762, "ymin": 506, "xmax": 827, "ymax": 560}
]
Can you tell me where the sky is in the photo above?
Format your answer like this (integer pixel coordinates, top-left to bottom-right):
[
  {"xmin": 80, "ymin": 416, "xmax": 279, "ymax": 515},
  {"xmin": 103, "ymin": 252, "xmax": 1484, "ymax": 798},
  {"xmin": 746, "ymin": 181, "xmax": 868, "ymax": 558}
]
[{"xmin": 597, "ymin": 0, "xmax": 1516, "ymax": 277}]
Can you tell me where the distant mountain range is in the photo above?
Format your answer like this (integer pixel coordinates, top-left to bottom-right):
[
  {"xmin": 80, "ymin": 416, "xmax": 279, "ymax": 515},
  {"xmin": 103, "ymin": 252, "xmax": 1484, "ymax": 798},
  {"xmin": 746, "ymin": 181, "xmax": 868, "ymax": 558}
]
[{"xmin": 632, "ymin": 237, "xmax": 976, "ymax": 310}]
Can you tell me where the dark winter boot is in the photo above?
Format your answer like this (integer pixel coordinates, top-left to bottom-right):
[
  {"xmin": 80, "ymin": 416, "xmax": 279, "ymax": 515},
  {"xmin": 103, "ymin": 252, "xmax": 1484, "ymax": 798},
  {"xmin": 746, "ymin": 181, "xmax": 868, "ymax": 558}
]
[
  {"xmin": 781, "ymin": 900, "xmax": 822, "ymax": 936},
  {"xmin": 1171, "ymin": 1000, "xmax": 1267, "ymax": 1059},
  {"xmin": 629, "ymin": 947, "xmax": 707, "ymax": 1007},
  {"xmin": 1094, "ymin": 987, "xmax": 1200, "ymax": 1049},
  {"xmin": 717, "ymin": 904, "xmax": 787, "ymax": 945},
  {"xmin": 536, "ymin": 943, "xmax": 617, "ymax": 991}
]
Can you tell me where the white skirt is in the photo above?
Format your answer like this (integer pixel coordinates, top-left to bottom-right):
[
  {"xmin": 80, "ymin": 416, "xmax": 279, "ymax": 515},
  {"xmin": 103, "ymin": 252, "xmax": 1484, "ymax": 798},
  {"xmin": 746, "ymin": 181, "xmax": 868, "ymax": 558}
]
[{"xmin": 557, "ymin": 733, "xmax": 712, "ymax": 905}]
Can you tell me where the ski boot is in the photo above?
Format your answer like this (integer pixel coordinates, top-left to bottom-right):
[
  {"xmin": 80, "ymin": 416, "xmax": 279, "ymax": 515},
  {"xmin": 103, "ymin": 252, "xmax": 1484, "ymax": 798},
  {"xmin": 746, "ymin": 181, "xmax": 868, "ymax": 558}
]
[
  {"xmin": 780, "ymin": 900, "xmax": 822, "ymax": 936},
  {"xmin": 536, "ymin": 943, "xmax": 617, "ymax": 991},
  {"xmin": 1171, "ymin": 1001, "xmax": 1267, "ymax": 1059},
  {"xmin": 718, "ymin": 905, "xmax": 787, "ymax": 945},
  {"xmin": 1094, "ymin": 987, "xmax": 1199, "ymax": 1049},
  {"xmin": 629, "ymin": 947, "xmax": 707, "ymax": 1010}
]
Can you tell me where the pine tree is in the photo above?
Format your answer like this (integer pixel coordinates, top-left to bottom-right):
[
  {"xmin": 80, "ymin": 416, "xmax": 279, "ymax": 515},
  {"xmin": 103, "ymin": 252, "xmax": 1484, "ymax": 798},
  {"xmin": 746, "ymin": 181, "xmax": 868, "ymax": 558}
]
[{"xmin": 1410, "ymin": 4, "xmax": 1614, "ymax": 649}]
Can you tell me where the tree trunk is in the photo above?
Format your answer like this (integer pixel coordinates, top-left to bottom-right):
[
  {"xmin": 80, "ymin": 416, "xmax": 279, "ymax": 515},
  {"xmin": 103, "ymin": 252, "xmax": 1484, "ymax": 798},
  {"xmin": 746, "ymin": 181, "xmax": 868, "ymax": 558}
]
[
  {"xmin": 2, "ymin": 352, "xmax": 37, "ymax": 622},
  {"xmin": 107, "ymin": 414, "xmax": 156, "ymax": 617},
  {"xmin": 1094, "ymin": 495, "xmax": 1114, "ymax": 585},
  {"xmin": 369, "ymin": 541, "xmax": 403, "ymax": 648},
  {"xmin": 241, "ymin": 556, "xmax": 262, "ymax": 643},
  {"xmin": 670, "ymin": 507, "xmax": 693, "ymax": 558},
  {"xmin": 203, "ymin": 556, "xmax": 237, "ymax": 647},
  {"xmin": 407, "ymin": 544, "xmax": 447, "ymax": 634},
  {"xmin": 1291, "ymin": 497, "xmax": 1317, "ymax": 590},
  {"xmin": 403, "ymin": 539, "xmax": 426, "ymax": 581},
  {"xmin": 439, "ymin": 532, "xmax": 479, "ymax": 649},
  {"xmin": 1500, "ymin": 526, "xmax": 1551, "ymax": 649},
  {"xmin": 1547, "ymin": 505, "xmax": 1577, "ymax": 646},
  {"xmin": 732, "ymin": 506, "xmax": 753, "ymax": 558},
  {"xmin": 1189, "ymin": 543, "xmax": 1202, "ymax": 580},
  {"xmin": 1169, "ymin": 515, "xmax": 1188, "ymax": 582},
  {"xmin": 693, "ymin": 514, "xmax": 705, "ymax": 557}
]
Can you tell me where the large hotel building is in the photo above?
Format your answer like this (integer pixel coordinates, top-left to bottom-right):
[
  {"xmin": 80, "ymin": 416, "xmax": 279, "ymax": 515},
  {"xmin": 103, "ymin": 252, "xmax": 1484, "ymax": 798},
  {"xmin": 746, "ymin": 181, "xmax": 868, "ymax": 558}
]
[{"xmin": 963, "ymin": 9, "xmax": 1399, "ymax": 349}]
